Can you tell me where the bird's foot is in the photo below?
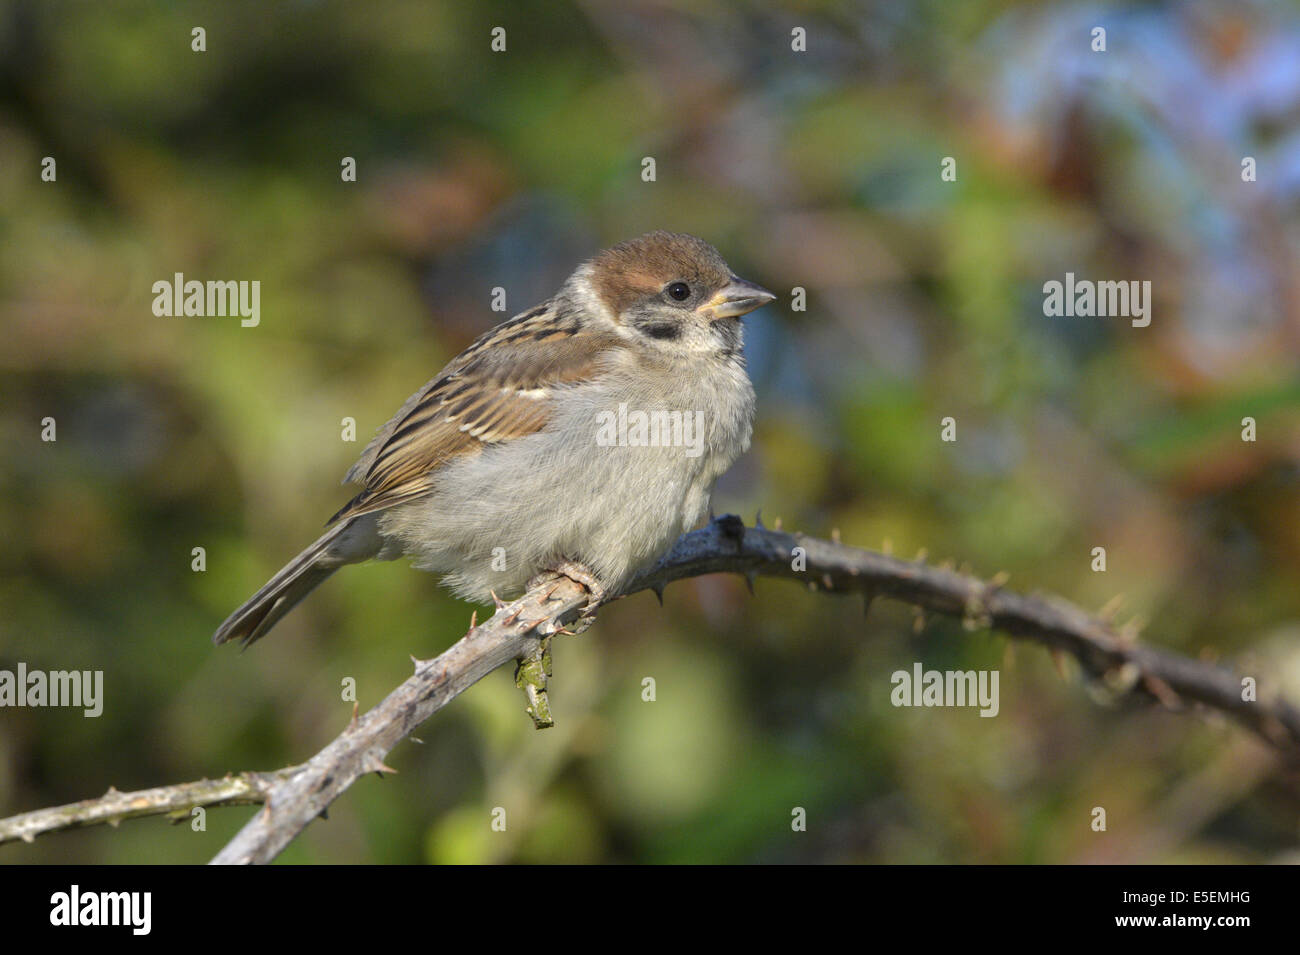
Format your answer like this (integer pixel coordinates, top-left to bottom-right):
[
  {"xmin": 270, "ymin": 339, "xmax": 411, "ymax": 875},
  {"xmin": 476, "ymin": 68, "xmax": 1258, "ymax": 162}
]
[
  {"xmin": 531, "ymin": 559, "xmax": 606, "ymax": 601},
  {"xmin": 530, "ymin": 559, "xmax": 605, "ymax": 634}
]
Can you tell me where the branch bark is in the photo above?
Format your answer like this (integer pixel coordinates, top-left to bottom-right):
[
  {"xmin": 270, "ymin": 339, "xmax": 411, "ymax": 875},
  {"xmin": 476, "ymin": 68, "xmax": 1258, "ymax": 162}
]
[
  {"xmin": 209, "ymin": 573, "xmax": 593, "ymax": 863},
  {"xmin": 0, "ymin": 768, "xmax": 301, "ymax": 845},
  {"xmin": 3, "ymin": 515, "xmax": 1297, "ymax": 861}
]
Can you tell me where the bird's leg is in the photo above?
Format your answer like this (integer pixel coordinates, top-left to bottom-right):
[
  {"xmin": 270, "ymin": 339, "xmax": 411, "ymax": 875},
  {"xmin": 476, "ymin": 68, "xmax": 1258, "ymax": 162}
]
[{"xmin": 510, "ymin": 560, "xmax": 604, "ymax": 730}]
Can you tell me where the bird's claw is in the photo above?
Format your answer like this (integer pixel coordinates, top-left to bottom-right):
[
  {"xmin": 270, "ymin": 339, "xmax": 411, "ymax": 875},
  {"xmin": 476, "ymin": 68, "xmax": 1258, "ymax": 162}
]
[
  {"xmin": 532, "ymin": 560, "xmax": 605, "ymax": 601},
  {"xmin": 530, "ymin": 560, "xmax": 605, "ymax": 633}
]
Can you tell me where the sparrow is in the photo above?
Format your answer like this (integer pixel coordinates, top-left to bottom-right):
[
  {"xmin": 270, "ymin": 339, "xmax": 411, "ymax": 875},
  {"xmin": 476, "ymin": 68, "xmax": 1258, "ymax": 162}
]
[{"xmin": 214, "ymin": 231, "xmax": 775, "ymax": 647}]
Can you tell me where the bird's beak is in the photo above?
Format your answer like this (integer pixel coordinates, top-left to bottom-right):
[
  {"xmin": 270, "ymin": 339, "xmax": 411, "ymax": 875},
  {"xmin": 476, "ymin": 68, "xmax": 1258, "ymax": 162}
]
[{"xmin": 698, "ymin": 278, "xmax": 777, "ymax": 320}]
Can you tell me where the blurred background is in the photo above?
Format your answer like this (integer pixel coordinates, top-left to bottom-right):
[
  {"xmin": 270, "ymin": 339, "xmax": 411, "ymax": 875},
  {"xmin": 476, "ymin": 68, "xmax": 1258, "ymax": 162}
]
[{"xmin": 2, "ymin": 0, "xmax": 1300, "ymax": 863}]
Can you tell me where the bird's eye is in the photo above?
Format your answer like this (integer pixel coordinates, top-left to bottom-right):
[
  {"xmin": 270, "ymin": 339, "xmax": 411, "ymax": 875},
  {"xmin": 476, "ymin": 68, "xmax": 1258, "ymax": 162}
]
[{"xmin": 667, "ymin": 281, "xmax": 691, "ymax": 301}]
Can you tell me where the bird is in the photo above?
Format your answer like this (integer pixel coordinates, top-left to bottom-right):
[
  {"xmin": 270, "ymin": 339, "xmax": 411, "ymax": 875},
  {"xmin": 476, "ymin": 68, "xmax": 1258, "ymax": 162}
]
[{"xmin": 213, "ymin": 231, "xmax": 775, "ymax": 647}]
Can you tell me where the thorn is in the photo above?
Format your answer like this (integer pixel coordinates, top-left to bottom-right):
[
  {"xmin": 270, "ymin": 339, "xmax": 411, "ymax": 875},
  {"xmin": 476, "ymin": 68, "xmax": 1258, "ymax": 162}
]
[
  {"xmin": 108, "ymin": 817, "xmax": 121, "ymax": 829},
  {"xmin": 822, "ymin": 573, "xmax": 834, "ymax": 590},
  {"xmin": 1118, "ymin": 614, "xmax": 1147, "ymax": 643},
  {"xmin": 755, "ymin": 508, "xmax": 765, "ymax": 529},
  {"xmin": 1142, "ymin": 672, "xmax": 1181, "ymax": 709},
  {"xmin": 862, "ymin": 590, "xmax": 877, "ymax": 617},
  {"xmin": 651, "ymin": 583, "xmax": 665, "ymax": 606},
  {"xmin": 349, "ymin": 701, "xmax": 359, "ymax": 729},
  {"xmin": 410, "ymin": 736, "xmax": 424, "ymax": 744},
  {"xmin": 491, "ymin": 590, "xmax": 506, "ymax": 610},
  {"xmin": 469, "ymin": 610, "xmax": 478, "ymax": 629},
  {"xmin": 1051, "ymin": 649, "xmax": 1072, "ymax": 681},
  {"xmin": 990, "ymin": 571, "xmax": 1010, "ymax": 589},
  {"xmin": 773, "ymin": 516, "xmax": 783, "ymax": 530},
  {"xmin": 502, "ymin": 607, "xmax": 523, "ymax": 626},
  {"xmin": 104, "ymin": 785, "xmax": 119, "ymax": 797},
  {"xmin": 21, "ymin": 832, "xmax": 34, "ymax": 844},
  {"xmin": 742, "ymin": 571, "xmax": 756, "ymax": 595},
  {"xmin": 830, "ymin": 527, "xmax": 841, "ymax": 544},
  {"xmin": 1098, "ymin": 593, "xmax": 1125, "ymax": 623},
  {"xmin": 544, "ymin": 583, "xmax": 562, "ymax": 600}
]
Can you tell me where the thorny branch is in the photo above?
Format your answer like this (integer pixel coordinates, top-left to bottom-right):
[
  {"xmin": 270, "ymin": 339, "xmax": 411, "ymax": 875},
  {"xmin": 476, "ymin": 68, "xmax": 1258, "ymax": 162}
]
[
  {"xmin": 0, "ymin": 768, "xmax": 302, "ymax": 846},
  {"xmin": 2, "ymin": 515, "xmax": 1297, "ymax": 862}
]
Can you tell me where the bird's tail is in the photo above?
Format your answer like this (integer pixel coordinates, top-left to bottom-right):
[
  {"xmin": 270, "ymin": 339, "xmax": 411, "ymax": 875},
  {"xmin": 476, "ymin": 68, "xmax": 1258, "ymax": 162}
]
[{"xmin": 213, "ymin": 520, "xmax": 356, "ymax": 648}]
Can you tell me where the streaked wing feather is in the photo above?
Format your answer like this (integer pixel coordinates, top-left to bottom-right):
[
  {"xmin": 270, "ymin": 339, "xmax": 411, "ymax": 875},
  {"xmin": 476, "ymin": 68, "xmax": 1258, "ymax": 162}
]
[{"xmin": 330, "ymin": 302, "xmax": 621, "ymax": 523}]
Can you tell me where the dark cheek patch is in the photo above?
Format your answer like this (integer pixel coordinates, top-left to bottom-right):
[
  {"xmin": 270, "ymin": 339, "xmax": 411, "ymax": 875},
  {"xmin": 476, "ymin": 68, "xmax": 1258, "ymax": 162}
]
[{"xmin": 640, "ymin": 321, "xmax": 682, "ymax": 341}]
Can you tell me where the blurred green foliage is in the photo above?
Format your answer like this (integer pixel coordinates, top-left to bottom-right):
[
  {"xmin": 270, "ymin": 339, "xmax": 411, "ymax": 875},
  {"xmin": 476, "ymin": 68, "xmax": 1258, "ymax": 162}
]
[{"xmin": 2, "ymin": 0, "xmax": 1300, "ymax": 863}]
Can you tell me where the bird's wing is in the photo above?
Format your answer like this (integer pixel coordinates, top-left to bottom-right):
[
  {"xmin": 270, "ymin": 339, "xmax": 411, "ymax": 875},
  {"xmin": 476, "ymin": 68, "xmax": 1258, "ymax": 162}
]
[{"xmin": 329, "ymin": 302, "xmax": 625, "ymax": 523}]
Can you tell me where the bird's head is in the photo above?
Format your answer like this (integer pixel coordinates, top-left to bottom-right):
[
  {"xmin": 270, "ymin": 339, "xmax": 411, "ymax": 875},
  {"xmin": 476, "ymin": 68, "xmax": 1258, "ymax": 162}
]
[{"xmin": 575, "ymin": 231, "xmax": 775, "ymax": 355}]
